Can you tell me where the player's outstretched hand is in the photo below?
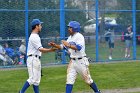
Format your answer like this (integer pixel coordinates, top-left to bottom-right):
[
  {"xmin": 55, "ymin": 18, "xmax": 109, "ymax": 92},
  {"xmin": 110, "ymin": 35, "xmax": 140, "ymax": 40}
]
[
  {"xmin": 50, "ymin": 47, "xmax": 58, "ymax": 51},
  {"xmin": 48, "ymin": 42, "xmax": 56, "ymax": 47},
  {"xmin": 61, "ymin": 40, "xmax": 70, "ymax": 47}
]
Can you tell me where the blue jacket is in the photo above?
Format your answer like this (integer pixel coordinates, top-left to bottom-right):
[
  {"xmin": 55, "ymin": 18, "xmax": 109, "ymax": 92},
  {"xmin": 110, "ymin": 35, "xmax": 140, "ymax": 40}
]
[{"xmin": 5, "ymin": 48, "xmax": 15, "ymax": 57}]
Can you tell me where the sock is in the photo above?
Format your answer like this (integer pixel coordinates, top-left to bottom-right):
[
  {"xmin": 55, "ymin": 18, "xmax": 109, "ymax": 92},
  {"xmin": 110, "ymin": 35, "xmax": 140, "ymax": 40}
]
[
  {"xmin": 90, "ymin": 82, "xmax": 99, "ymax": 92},
  {"xmin": 66, "ymin": 84, "xmax": 73, "ymax": 93},
  {"xmin": 21, "ymin": 81, "xmax": 30, "ymax": 93},
  {"xmin": 33, "ymin": 85, "xmax": 39, "ymax": 93}
]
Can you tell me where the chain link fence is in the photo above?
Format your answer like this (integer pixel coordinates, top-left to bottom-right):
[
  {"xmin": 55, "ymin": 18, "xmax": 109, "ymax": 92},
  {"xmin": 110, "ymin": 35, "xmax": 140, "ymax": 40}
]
[{"xmin": 0, "ymin": 0, "xmax": 139, "ymax": 67}]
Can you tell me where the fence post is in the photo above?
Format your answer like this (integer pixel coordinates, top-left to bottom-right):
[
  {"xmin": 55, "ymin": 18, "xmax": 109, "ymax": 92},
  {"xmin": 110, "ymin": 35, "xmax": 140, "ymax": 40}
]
[
  {"xmin": 25, "ymin": 0, "xmax": 29, "ymax": 64},
  {"xmin": 132, "ymin": 0, "xmax": 136, "ymax": 60},
  {"xmin": 95, "ymin": 0, "xmax": 99, "ymax": 62},
  {"xmin": 60, "ymin": 0, "xmax": 66, "ymax": 64}
]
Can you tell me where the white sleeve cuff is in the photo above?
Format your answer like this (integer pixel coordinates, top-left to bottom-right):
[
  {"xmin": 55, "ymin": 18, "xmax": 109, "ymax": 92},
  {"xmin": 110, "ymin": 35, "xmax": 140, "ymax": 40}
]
[{"xmin": 60, "ymin": 44, "xmax": 64, "ymax": 49}]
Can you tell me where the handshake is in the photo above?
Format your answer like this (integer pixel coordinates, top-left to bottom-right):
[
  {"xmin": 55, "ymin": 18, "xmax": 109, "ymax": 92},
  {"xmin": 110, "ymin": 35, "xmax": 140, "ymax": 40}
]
[{"xmin": 48, "ymin": 40, "xmax": 71, "ymax": 50}]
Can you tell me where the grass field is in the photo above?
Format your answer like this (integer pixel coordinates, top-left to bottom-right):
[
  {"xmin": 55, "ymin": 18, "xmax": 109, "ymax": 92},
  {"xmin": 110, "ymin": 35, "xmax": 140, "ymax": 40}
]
[
  {"xmin": 40, "ymin": 40, "xmax": 140, "ymax": 64},
  {"xmin": 0, "ymin": 61, "xmax": 140, "ymax": 93}
]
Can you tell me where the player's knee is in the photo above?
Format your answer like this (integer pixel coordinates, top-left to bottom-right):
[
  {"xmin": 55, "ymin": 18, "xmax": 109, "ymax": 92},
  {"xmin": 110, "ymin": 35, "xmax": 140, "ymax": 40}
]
[
  {"xmin": 33, "ymin": 82, "xmax": 40, "ymax": 86},
  {"xmin": 66, "ymin": 77, "xmax": 75, "ymax": 84},
  {"xmin": 66, "ymin": 81, "xmax": 75, "ymax": 85},
  {"xmin": 27, "ymin": 79, "xmax": 40, "ymax": 86},
  {"xmin": 27, "ymin": 79, "xmax": 32, "ymax": 85},
  {"xmin": 66, "ymin": 75, "xmax": 76, "ymax": 84}
]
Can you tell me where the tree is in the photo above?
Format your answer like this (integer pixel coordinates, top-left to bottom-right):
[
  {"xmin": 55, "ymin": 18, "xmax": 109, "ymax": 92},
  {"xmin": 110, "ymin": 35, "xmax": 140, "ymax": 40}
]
[
  {"xmin": 136, "ymin": 0, "xmax": 140, "ymax": 35},
  {"xmin": 0, "ymin": 0, "xmax": 87, "ymax": 38}
]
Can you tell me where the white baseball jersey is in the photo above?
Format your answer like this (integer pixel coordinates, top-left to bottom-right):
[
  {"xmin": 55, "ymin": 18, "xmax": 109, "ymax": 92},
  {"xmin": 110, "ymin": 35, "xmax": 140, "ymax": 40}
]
[
  {"xmin": 27, "ymin": 33, "xmax": 43, "ymax": 86},
  {"xmin": 66, "ymin": 32, "xmax": 93, "ymax": 85},
  {"xmin": 67, "ymin": 32, "xmax": 86, "ymax": 58},
  {"xmin": 0, "ymin": 45, "xmax": 6, "ymax": 62},
  {"xmin": 27, "ymin": 33, "xmax": 43, "ymax": 56}
]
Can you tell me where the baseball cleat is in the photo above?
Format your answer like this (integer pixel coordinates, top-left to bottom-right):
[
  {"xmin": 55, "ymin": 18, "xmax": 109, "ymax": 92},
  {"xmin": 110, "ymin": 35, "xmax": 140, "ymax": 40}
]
[{"xmin": 109, "ymin": 56, "xmax": 112, "ymax": 60}]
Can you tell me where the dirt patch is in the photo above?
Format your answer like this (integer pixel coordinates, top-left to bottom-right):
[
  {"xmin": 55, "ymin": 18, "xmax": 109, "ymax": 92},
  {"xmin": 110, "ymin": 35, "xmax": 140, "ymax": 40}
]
[
  {"xmin": 101, "ymin": 88, "xmax": 140, "ymax": 93},
  {"xmin": 75, "ymin": 88, "xmax": 140, "ymax": 93}
]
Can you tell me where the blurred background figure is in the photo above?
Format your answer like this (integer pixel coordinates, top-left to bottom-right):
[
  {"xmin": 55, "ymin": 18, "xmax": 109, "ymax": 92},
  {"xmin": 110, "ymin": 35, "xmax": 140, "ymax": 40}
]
[
  {"xmin": 19, "ymin": 39, "xmax": 26, "ymax": 55},
  {"xmin": 0, "ymin": 44, "xmax": 13, "ymax": 65},
  {"xmin": 124, "ymin": 25, "xmax": 133, "ymax": 58},
  {"xmin": 4, "ymin": 42, "xmax": 20, "ymax": 65},
  {"xmin": 0, "ymin": 44, "xmax": 7, "ymax": 65},
  {"xmin": 19, "ymin": 39, "xmax": 26, "ymax": 64},
  {"xmin": 104, "ymin": 27, "xmax": 115, "ymax": 60}
]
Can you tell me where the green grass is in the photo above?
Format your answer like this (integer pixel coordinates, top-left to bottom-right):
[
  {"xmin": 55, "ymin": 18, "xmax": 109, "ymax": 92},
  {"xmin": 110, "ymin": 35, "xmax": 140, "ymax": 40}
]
[
  {"xmin": 86, "ymin": 41, "xmax": 128, "ymax": 60},
  {"xmin": 0, "ymin": 61, "xmax": 140, "ymax": 93},
  {"xmin": 41, "ymin": 40, "xmax": 140, "ymax": 64}
]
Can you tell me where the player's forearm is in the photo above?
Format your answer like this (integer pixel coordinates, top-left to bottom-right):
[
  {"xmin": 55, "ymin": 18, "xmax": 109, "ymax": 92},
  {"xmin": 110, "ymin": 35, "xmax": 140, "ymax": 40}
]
[
  {"xmin": 67, "ymin": 44, "xmax": 77, "ymax": 50},
  {"xmin": 53, "ymin": 44, "xmax": 61, "ymax": 49},
  {"xmin": 39, "ymin": 48, "xmax": 56, "ymax": 53}
]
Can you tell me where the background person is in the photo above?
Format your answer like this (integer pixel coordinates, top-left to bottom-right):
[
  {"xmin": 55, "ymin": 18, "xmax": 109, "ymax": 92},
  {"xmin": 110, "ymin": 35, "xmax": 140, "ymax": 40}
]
[
  {"xmin": 104, "ymin": 27, "xmax": 115, "ymax": 60},
  {"xmin": 0, "ymin": 44, "xmax": 7, "ymax": 65},
  {"xmin": 19, "ymin": 39, "xmax": 26, "ymax": 64},
  {"xmin": 4, "ymin": 42, "xmax": 20, "ymax": 64},
  {"xmin": 124, "ymin": 25, "xmax": 133, "ymax": 58},
  {"xmin": 19, "ymin": 39, "xmax": 26, "ymax": 55},
  {"xmin": 0, "ymin": 44, "xmax": 13, "ymax": 65}
]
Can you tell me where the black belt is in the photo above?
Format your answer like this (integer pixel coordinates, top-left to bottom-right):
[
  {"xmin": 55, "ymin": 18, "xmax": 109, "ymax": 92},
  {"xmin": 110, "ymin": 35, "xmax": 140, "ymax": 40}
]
[
  {"xmin": 28, "ymin": 54, "xmax": 41, "ymax": 59},
  {"xmin": 71, "ymin": 56, "xmax": 86, "ymax": 60}
]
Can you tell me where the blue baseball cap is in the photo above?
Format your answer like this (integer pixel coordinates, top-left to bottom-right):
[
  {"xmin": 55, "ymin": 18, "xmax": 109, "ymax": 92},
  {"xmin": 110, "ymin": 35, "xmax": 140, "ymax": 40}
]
[
  {"xmin": 67, "ymin": 21, "xmax": 80, "ymax": 32},
  {"xmin": 31, "ymin": 19, "xmax": 43, "ymax": 26}
]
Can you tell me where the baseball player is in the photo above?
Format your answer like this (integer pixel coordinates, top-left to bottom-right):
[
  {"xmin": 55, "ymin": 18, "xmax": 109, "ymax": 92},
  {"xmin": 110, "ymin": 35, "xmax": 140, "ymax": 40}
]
[
  {"xmin": 49, "ymin": 21, "xmax": 100, "ymax": 93},
  {"xmin": 19, "ymin": 19, "xmax": 56, "ymax": 93}
]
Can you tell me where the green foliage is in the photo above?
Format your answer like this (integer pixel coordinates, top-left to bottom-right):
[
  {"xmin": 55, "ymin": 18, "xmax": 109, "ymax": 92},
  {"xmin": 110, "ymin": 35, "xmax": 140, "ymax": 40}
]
[
  {"xmin": 0, "ymin": 0, "xmax": 24, "ymax": 9},
  {"xmin": 117, "ymin": 0, "xmax": 132, "ymax": 10},
  {"xmin": 116, "ymin": 0, "xmax": 132, "ymax": 26},
  {"xmin": 0, "ymin": 1, "xmax": 87, "ymax": 38},
  {"xmin": 136, "ymin": 0, "xmax": 140, "ymax": 34}
]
